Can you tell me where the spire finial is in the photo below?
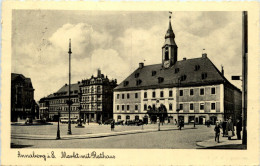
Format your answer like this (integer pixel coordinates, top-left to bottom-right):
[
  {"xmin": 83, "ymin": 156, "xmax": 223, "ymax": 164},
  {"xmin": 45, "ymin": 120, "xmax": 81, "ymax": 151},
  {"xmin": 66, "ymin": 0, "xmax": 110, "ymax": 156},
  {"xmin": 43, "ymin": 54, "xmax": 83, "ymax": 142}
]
[{"xmin": 169, "ymin": 11, "xmax": 172, "ymax": 20}]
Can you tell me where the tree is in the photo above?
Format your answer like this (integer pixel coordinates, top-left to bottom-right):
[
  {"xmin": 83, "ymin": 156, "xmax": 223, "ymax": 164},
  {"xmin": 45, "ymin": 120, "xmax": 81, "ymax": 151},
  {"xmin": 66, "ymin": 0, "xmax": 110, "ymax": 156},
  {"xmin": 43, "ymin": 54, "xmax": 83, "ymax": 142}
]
[{"xmin": 146, "ymin": 104, "xmax": 168, "ymax": 124}]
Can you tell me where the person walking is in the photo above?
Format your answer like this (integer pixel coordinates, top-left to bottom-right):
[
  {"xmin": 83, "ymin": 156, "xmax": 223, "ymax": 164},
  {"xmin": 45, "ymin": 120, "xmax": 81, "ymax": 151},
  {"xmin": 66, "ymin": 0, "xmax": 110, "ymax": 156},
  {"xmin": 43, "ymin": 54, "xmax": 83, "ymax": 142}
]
[
  {"xmin": 226, "ymin": 118, "xmax": 234, "ymax": 140},
  {"xmin": 179, "ymin": 120, "xmax": 184, "ymax": 130},
  {"xmin": 111, "ymin": 119, "xmax": 115, "ymax": 131},
  {"xmin": 236, "ymin": 119, "xmax": 242, "ymax": 140},
  {"xmin": 214, "ymin": 122, "xmax": 221, "ymax": 143},
  {"xmin": 175, "ymin": 119, "xmax": 178, "ymax": 125}
]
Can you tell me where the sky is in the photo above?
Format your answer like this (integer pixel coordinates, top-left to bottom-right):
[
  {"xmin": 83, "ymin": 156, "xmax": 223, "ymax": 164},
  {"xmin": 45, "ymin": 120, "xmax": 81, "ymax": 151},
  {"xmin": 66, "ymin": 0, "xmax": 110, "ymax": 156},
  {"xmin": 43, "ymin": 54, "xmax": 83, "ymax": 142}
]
[{"xmin": 11, "ymin": 10, "xmax": 242, "ymax": 101}]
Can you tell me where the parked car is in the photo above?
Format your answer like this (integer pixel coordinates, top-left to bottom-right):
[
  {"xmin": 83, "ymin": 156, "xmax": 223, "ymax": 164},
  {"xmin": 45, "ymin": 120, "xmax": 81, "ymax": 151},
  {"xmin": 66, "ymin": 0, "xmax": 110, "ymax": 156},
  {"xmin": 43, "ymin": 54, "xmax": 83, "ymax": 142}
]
[
  {"xmin": 60, "ymin": 117, "xmax": 78, "ymax": 124},
  {"xmin": 115, "ymin": 120, "xmax": 124, "ymax": 125},
  {"xmin": 103, "ymin": 119, "xmax": 113, "ymax": 125},
  {"xmin": 125, "ymin": 120, "xmax": 135, "ymax": 126},
  {"xmin": 135, "ymin": 120, "xmax": 143, "ymax": 126}
]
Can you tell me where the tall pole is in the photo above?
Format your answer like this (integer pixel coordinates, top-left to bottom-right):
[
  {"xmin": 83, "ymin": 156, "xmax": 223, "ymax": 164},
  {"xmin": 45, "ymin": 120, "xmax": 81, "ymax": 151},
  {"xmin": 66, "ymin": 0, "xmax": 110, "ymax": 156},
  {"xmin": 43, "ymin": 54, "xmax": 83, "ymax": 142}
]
[
  {"xmin": 67, "ymin": 39, "xmax": 72, "ymax": 135},
  {"xmin": 242, "ymin": 11, "xmax": 247, "ymax": 145},
  {"xmin": 56, "ymin": 109, "xmax": 60, "ymax": 139}
]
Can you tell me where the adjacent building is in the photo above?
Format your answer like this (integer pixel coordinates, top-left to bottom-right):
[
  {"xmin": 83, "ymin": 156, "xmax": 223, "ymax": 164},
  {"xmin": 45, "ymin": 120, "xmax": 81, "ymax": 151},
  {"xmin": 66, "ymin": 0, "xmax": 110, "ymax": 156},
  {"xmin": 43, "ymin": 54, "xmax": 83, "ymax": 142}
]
[
  {"xmin": 11, "ymin": 73, "xmax": 35, "ymax": 122},
  {"xmin": 113, "ymin": 17, "xmax": 242, "ymax": 124},
  {"xmin": 39, "ymin": 69, "xmax": 117, "ymax": 123},
  {"xmin": 39, "ymin": 82, "xmax": 81, "ymax": 121}
]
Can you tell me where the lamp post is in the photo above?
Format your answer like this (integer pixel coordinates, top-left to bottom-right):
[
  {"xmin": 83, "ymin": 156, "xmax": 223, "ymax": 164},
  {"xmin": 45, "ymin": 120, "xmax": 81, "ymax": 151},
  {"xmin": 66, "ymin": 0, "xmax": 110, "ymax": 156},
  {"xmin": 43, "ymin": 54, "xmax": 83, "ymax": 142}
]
[
  {"xmin": 56, "ymin": 108, "xmax": 61, "ymax": 139},
  {"xmin": 194, "ymin": 114, "xmax": 196, "ymax": 128},
  {"xmin": 176, "ymin": 109, "xmax": 180, "ymax": 126},
  {"xmin": 67, "ymin": 39, "xmax": 72, "ymax": 135},
  {"xmin": 176, "ymin": 77, "xmax": 181, "ymax": 126}
]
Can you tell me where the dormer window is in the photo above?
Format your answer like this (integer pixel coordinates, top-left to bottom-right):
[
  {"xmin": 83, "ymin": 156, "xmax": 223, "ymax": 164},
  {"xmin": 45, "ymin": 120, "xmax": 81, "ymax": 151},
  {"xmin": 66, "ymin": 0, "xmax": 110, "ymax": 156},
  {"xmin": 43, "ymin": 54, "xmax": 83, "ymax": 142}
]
[
  {"xmin": 202, "ymin": 73, "xmax": 208, "ymax": 80},
  {"xmin": 175, "ymin": 68, "xmax": 180, "ymax": 73},
  {"xmin": 136, "ymin": 79, "xmax": 142, "ymax": 86},
  {"xmin": 135, "ymin": 73, "xmax": 140, "ymax": 78},
  {"xmin": 152, "ymin": 71, "xmax": 157, "ymax": 76},
  {"xmin": 123, "ymin": 81, "xmax": 129, "ymax": 86},
  {"xmin": 180, "ymin": 75, "xmax": 187, "ymax": 81},
  {"xmin": 158, "ymin": 77, "xmax": 164, "ymax": 83},
  {"xmin": 195, "ymin": 65, "xmax": 200, "ymax": 71}
]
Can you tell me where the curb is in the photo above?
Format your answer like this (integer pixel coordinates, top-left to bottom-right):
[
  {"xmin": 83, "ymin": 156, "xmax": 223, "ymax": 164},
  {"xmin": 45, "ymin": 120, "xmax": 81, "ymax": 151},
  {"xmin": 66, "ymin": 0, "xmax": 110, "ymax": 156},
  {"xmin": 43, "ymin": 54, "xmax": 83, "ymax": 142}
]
[{"xmin": 11, "ymin": 127, "xmax": 181, "ymax": 140}]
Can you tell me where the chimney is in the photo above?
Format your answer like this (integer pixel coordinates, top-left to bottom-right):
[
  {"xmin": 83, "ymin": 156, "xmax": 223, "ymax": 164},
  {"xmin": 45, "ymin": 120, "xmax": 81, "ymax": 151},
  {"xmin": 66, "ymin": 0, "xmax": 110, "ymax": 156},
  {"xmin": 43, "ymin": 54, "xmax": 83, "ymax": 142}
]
[
  {"xmin": 183, "ymin": 57, "xmax": 186, "ymax": 60},
  {"xmin": 221, "ymin": 65, "xmax": 224, "ymax": 75},
  {"xmin": 97, "ymin": 69, "xmax": 101, "ymax": 77},
  {"xmin": 202, "ymin": 53, "xmax": 207, "ymax": 58},
  {"xmin": 139, "ymin": 62, "xmax": 144, "ymax": 69}
]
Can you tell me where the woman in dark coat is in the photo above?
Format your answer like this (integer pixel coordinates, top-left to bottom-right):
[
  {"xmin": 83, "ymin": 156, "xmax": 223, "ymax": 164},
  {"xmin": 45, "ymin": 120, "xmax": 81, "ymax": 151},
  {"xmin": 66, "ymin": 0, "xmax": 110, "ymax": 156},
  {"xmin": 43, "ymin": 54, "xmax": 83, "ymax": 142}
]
[
  {"xmin": 226, "ymin": 118, "xmax": 234, "ymax": 140},
  {"xmin": 111, "ymin": 120, "xmax": 115, "ymax": 131},
  {"xmin": 222, "ymin": 120, "xmax": 227, "ymax": 137}
]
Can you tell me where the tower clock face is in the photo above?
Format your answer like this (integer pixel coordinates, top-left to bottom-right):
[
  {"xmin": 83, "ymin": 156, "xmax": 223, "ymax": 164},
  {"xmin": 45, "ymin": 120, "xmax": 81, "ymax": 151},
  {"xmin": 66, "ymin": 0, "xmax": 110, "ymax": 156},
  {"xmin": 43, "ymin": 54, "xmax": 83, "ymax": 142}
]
[{"xmin": 164, "ymin": 61, "xmax": 170, "ymax": 68}]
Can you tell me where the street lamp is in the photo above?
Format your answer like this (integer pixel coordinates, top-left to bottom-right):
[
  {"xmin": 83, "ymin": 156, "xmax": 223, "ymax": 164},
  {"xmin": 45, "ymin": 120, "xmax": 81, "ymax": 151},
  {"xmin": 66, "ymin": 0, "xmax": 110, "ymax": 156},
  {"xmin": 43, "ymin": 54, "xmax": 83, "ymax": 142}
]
[
  {"xmin": 56, "ymin": 108, "xmax": 61, "ymax": 140},
  {"xmin": 176, "ymin": 108, "xmax": 180, "ymax": 125},
  {"xmin": 176, "ymin": 77, "xmax": 181, "ymax": 127},
  {"xmin": 67, "ymin": 38, "xmax": 72, "ymax": 135}
]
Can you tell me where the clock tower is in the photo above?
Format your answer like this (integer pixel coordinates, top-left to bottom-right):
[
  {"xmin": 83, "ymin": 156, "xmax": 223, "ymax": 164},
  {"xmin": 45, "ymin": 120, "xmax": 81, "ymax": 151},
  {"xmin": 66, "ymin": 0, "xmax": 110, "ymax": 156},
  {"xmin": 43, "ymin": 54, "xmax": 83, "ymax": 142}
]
[{"xmin": 162, "ymin": 14, "xmax": 178, "ymax": 68}]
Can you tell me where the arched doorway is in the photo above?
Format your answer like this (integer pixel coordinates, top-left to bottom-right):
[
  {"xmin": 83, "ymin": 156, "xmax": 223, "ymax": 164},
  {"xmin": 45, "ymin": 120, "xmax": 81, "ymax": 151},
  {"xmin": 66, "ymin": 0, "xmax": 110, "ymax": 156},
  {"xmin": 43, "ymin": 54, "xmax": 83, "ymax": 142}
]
[
  {"xmin": 199, "ymin": 116, "xmax": 206, "ymax": 124},
  {"xmin": 210, "ymin": 116, "xmax": 217, "ymax": 125}
]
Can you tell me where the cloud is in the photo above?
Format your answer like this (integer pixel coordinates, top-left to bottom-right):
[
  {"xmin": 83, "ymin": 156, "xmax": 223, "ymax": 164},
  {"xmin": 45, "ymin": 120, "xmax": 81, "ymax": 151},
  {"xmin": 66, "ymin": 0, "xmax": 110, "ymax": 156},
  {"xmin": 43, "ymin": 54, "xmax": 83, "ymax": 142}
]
[{"xmin": 12, "ymin": 12, "xmax": 242, "ymax": 101}]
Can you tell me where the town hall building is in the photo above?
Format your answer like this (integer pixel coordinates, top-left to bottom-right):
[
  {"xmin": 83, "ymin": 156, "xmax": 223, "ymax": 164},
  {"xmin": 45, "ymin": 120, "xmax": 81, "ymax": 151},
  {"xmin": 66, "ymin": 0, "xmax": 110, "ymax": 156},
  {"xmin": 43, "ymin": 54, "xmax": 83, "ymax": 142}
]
[{"xmin": 113, "ymin": 16, "xmax": 242, "ymax": 124}]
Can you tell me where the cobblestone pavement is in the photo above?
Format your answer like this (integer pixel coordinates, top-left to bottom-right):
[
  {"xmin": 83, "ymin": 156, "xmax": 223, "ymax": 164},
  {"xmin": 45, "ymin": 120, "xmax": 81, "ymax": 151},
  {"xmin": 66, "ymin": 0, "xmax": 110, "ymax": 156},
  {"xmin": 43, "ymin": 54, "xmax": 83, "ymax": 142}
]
[
  {"xmin": 12, "ymin": 123, "xmax": 178, "ymax": 136},
  {"xmin": 11, "ymin": 124, "xmax": 224, "ymax": 148}
]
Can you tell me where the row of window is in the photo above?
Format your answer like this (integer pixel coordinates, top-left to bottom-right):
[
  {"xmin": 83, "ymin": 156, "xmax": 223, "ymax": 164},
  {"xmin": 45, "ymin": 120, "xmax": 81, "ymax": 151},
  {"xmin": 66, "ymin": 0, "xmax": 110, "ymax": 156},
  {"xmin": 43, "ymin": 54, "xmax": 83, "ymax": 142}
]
[
  {"xmin": 49, "ymin": 98, "xmax": 78, "ymax": 104},
  {"xmin": 116, "ymin": 105, "xmax": 139, "ymax": 111},
  {"xmin": 117, "ymin": 115, "xmax": 140, "ymax": 121},
  {"xmin": 117, "ymin": 93, "xmax": 139, "ymax": 99},
  {"xmin": 179, "ymin": 102, "xmax": 216, "ymax": 111},
  {"xmin": 49, "ymin": 106, "xmax": 78, "ymax": 111},
  {"xmin": 116, "ymin": 102, "xmax": 216, "ymax": 112},
  {"xmin": 82, "ymin": 95, "xmax": 102, "ymax": 101},
  {"xmin": 81, "ymin": 86, "xmax": 101, "ymax": 94},
  {"xmin": 117, "ymin": 87, "xmax": 215, "ymax": 100},
  {"xmin": 82, "ymin": 104, "xmax": 102, "ymax": 109},
  {"xmin": 179, "ymin": 87, "xmax": 215, "ymax": 96}
]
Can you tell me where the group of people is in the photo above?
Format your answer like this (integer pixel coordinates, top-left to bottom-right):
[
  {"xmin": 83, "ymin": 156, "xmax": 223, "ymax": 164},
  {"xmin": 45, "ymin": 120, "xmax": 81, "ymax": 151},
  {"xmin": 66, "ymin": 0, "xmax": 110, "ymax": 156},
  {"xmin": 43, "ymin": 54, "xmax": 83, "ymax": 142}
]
[{"xmin": 214, "ymin": 118, "xmax": 242, "ymax": 143}]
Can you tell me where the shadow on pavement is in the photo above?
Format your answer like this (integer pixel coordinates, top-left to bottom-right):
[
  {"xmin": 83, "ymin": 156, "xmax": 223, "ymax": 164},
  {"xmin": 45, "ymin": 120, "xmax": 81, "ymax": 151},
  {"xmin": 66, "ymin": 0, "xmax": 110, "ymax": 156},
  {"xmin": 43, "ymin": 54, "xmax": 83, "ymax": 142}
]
[
  {"xmin": 197, "ymin": 144, "xmax": 247, "ymax": 149},
  {"xmin": 11, "ymin": 143, "xmax": 33, "ymax": 148}
]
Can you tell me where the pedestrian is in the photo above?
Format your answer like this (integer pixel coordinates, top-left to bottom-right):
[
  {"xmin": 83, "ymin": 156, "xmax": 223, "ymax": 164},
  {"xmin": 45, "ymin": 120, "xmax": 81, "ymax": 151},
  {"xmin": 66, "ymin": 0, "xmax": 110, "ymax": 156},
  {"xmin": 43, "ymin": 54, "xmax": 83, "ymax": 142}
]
[
  {"xmin": 222, "ymin": 119, "xmax": 227, "ymax": 137},
  {"xmin": 175, "ymin": 119, "xmax": 178, "ymax": 125},
  {"xmin": 226, "ymin": 118, "xmax": 234, "ymax": 140},
  {"xmin": 214, "ymin": 122, "xmax": 221, "ymax": 143},
  {"xmin": 236, "ymin": 119, "xmax": 242, "ymax": 140},
  {"xmin": 179, "ymin": 120, "xmax": 184, "ymax": 130},
  {"xmin": 207, "ymin": 120, "xmax": 210, "ymax": 127},
  {"xmin": 111, "ymin": 119, "xmax": 115, "ymax": 131}
]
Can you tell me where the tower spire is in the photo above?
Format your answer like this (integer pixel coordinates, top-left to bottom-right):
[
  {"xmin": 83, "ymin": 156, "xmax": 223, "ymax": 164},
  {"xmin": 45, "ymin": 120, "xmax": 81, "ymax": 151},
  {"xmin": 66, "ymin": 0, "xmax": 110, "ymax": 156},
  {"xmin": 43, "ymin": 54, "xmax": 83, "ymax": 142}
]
[
  {"xmin": 162, "ymin": 11, "xmax": 178, "ymax": 67},
  {"xmin": 165, "ymin": 11, "xmax": 175, "ymax": 39}
]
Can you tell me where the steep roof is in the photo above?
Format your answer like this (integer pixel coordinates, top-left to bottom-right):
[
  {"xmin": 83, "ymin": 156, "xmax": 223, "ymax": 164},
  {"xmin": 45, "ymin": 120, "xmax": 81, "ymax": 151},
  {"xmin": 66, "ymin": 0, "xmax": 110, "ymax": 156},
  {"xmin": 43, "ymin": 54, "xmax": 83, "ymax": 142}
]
[
  {"xmin": 47, "ymin": 83, "xmax": 81, "ymax": 98},
  {"xmin": 11, "ymin": 73, "xmax": 34, "ymax": 89},
  {"xmin": 11, "ymin": 73, "xmax": 25, "ymax": 81},
  {"xmin": 114, "ymin": 56, "xmax": 235, "ymax": 91}
]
